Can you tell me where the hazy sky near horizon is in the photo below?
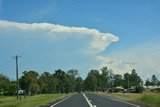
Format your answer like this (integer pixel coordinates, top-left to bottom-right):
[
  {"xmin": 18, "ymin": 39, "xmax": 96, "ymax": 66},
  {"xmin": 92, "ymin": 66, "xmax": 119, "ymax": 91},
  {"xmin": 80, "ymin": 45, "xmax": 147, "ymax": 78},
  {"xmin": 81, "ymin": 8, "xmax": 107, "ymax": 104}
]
[{"xmin": 0, "ymin": 0, "xmax": 160, "ymax": 80}]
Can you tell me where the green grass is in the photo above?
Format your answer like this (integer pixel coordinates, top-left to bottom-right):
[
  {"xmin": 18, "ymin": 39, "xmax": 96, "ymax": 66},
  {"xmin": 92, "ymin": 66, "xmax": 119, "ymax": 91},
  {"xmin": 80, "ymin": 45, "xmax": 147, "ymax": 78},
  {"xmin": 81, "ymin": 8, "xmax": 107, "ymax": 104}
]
[
  {"xmin": 139, "ymin": 92, "xmax": 160, "ymax": 107},
  {"xmin": 97, "ymin": 92, "xmax": 160, "ymax": 107},
  {"xmin": 0, "ymin": 94, "xmax": 69, "ymax": 107}
]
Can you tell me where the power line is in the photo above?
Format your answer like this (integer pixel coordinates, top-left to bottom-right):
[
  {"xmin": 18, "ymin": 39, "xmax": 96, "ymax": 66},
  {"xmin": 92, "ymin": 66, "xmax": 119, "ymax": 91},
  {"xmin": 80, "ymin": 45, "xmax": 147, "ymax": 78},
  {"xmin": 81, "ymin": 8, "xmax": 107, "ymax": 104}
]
[
  {"xmin": 0, "ymin": 59, "xmax": 14, "ymax": 68},
  {"xmin": 21, "ymin": 58, "xmax": 35, "ymax": 69}
]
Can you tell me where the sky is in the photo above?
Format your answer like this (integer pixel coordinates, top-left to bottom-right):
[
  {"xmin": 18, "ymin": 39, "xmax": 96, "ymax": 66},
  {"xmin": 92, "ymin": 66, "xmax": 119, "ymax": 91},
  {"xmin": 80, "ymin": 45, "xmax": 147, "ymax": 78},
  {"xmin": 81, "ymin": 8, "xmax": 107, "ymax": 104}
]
[{"xmin": 0, "ymin": 0, "xmax": 160, "ymax": 80}]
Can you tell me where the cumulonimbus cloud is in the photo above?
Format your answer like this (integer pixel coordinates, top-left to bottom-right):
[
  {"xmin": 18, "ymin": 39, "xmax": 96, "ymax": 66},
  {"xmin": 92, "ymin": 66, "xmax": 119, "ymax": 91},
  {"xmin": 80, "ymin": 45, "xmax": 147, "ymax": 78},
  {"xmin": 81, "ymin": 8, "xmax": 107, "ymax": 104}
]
[{"xmin": 0, "ymin": 20, "xmax": 119, "ymax": 54}]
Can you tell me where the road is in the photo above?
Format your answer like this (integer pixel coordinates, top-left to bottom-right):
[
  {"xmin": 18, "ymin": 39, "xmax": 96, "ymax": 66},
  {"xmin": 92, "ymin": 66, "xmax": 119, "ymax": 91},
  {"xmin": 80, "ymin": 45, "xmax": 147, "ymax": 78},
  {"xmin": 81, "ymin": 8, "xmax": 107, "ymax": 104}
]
[{"xmin": 46, "ymin": 93, "xmax": 140, "ymax": 107}]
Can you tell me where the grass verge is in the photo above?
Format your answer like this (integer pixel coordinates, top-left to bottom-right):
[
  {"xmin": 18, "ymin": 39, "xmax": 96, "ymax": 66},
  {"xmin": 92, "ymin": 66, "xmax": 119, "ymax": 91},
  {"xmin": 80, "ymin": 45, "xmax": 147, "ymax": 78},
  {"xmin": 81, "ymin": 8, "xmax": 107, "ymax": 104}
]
[
  {"xmin": 139, "ymin": 92, "xmax": 160, "ymax": 107},
  {"xmin": 0, "ymin": 94, "xmax": 69, "ymax": 107},
  {"xmin": 97, "ymin": 92, "xmax": 141, "ymax": 101},
  {"xmin": 97, "ymin": 92, "xmax": 160, "ymax": 107}
]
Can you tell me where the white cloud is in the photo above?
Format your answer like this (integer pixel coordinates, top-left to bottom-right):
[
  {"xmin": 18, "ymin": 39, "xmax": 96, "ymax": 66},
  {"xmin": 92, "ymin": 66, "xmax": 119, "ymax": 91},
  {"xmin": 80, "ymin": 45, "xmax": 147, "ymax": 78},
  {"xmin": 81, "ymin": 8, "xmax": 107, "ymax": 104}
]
[
  {"xmin": 0, "ymin": 20, "xmax": 120, "ymax": 79},
  {"xmin": 96, "ymin": 44, "xmax": 160, "ymax": 80},
  {"xmin": 0, "ymin": 20, "xmax": 119, "ymax": 54},
  {"xmin": 1, "ymin": 20, "xmax": 159, "ymax": 81}
]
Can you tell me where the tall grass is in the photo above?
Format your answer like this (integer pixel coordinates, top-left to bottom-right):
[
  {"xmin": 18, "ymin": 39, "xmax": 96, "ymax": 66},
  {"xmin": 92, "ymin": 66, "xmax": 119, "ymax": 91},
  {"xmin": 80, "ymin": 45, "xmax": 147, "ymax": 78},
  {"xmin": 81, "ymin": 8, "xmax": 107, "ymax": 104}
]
[
  {"xmin": 139, "ymin": 92, "xmax": 160, "ymax": 107},
  {"xmin": 97, "ymin": 92, "xmax": 142, "ymax": 101}
]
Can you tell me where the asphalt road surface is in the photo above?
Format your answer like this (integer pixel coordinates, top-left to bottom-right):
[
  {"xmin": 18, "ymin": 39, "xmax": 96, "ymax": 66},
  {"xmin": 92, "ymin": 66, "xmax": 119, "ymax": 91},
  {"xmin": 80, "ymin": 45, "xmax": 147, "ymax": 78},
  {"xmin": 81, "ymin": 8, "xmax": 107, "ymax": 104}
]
[{"xmin": 47, "ymin": 93, "xmax": 140, "ymax": 107}]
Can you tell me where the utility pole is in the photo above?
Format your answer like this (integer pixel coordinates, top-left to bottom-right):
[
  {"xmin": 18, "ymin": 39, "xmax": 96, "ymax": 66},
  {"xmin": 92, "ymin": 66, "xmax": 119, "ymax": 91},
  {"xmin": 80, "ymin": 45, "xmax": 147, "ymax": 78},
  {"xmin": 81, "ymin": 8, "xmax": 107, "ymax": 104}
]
[
  {"xmin": 12, "ymin": 55, "xmax": 21, "ymax": 100},
  {"xmin": 127, "ymin": 73, "xmax": 129, "ymax": 90}
]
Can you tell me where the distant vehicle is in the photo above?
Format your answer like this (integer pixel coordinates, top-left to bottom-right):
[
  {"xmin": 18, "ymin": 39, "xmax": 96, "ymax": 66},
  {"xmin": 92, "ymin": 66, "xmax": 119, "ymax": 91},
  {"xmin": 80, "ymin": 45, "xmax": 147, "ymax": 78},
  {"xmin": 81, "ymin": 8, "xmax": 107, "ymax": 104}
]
[
  {"xmin": 0, "ymin": 92, "xmax": 3, "ymax": 95},
  {"xmin": 15, "ymin": 90, "xmax": 25, "ymax": 95},
  {"xmin": 19, "ymin": 90, "xmax": 25, "ymax": 95}
]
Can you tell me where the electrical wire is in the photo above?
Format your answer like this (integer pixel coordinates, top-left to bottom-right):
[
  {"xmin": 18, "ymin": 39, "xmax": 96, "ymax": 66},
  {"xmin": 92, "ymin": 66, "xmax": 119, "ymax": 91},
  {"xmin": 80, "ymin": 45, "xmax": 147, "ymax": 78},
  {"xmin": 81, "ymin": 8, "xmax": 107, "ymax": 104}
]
[{"xmin": 0, "ymin": 59, "xmax": 14, "ymax": 68}]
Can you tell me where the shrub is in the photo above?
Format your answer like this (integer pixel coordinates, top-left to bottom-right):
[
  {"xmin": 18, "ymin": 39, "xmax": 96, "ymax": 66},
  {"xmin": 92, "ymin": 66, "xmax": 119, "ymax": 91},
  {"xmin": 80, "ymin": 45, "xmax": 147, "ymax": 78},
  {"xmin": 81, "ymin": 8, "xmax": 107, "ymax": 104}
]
[{"xmin": 135, "ymin": 86, "xmax": 144, "ymax": 93}]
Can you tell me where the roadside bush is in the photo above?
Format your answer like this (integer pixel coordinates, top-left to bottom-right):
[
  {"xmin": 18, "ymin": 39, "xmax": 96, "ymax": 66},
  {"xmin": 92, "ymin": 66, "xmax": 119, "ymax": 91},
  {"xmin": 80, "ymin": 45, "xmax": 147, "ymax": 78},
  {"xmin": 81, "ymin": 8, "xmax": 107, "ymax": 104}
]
[
  {"xmin": 114, "ymin": 88, "xmax": 124, "ymax": 93},
  {"xmin": 135, "ymin": 86, "xmax": 144, "ymax": 93}
]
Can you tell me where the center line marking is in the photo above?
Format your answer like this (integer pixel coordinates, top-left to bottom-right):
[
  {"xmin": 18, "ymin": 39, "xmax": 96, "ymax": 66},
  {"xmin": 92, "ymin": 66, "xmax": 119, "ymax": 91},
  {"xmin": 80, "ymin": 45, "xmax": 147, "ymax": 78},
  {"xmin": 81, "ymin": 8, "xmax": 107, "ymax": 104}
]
[{"xmin": 83, "ymin": 93, "xmax": 94, "ymax": 107}]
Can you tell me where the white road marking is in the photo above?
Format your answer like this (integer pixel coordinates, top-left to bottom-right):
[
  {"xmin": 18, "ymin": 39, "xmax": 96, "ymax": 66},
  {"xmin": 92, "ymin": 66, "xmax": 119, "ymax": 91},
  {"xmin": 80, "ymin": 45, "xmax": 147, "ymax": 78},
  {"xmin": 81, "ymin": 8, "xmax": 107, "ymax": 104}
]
[
  {"xmin": 83, "ymin": 93, "xmax": 94, "ymax": 107},
  {"xmin": 50, "ymin": 94, "xmax": 75, "ymax": 107},
  {"xmin": 97, "ymin": 94, "xmax": 140, "ymax": 107}
]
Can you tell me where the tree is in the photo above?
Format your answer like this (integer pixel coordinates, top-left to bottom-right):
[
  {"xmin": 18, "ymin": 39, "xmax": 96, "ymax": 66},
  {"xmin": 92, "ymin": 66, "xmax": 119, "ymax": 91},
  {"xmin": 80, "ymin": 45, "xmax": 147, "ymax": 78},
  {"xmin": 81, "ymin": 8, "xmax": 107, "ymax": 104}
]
[
  {"xmin": 19, "ymin": 71, "xmax": 39, "ymax": 95},
  {"xmin": 38, "ymin": 72, "xmax": 57, "ymax": 94},
  {"xmin": 54, "ymin": 69, "xmax": 80, "ymax": 93},
  {"xmin": 129, "ymin": 69, "xmax": 142, "ymax": 86},
  {"xmin": 67, "ymin": 69, "xmax": 78, "ymax": 77},
  {"xmin": 151, "ymin": 75, "xmax": 158, "ymax": 86},
  {"xmin": 1, "ymin": 66, "xmax": 154, "ymax": 94},
  {"xmin": 145, "ymin": 78, "xmax": 151, "ymax": 87},
  {"xmin": 100, "ymin": 67, "xmax": 109, "ymax": 91},
  {"xmin": 46, "ymin": 75, "xmax": 58, "ymax": 93},
  {"xmin": 29, "ymin": 82, "xmax": 40, "ymax": 95},
  {"xmin": 114, "ymin": 74, "xmax": 123, "ymax": 87},
  {"xmin": 84, "ymin": 70, "xmax": 99, "ymax": 91},
  {"xmin": 123, "ymin": 69, "xmax": 143, "ymax": 89},
  {"xmin": 123, "ymin": 73, "xmax": 130, "ymax": 89},
  {"xmin": 66, "ymin": 69, "xmax": 80, "ymax": 92},
  {"xmin": 107, "ymin": 69, "xmax": 115, "ymax": 92},
  {"xmin": 63, "ymin": 74, "xmax": 76, "ymax": 93},
  {"xmin": 108, "ymin": 69, "xmax": 114, "ymax": 84},
  {"xmin": 75, "ymin": 77, "xmax": 83, "ymax": 92},
  {"xmin": 38, "ymin": 72, "xmax": 50, "ymax": 93},
  {"xmin": 157, "ymin": 81, "xmax": 160, "ymax": 86},
  {"xmin": 0, "ymin": 74, "xmax": 10, "ymax": 94},
  {"xmin": 54, "ymin": 69, "xmax": 66, "ymax": 93},
  {"xmin": 7, "ymin": 81, "xmax": 17, "ymax": 96}
]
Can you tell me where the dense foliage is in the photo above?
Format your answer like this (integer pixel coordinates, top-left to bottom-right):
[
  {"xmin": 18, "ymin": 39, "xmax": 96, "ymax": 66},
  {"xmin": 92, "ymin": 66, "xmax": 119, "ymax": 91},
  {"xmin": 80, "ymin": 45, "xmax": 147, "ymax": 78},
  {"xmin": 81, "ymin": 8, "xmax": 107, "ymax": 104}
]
[
  {"xmin": 0, "ymin": 66, "xmax": 159, "ymax": 95},
  {"xmin": 145, "ymin": 75, "xmax": 160, "ymax": 87}
]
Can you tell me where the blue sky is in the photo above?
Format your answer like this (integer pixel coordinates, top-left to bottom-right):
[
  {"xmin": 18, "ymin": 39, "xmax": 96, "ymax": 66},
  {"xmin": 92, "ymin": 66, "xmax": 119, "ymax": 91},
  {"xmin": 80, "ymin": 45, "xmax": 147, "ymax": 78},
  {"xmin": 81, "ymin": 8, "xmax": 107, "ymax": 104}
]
[{"xmin": 0, "ymin": 0, "xmax": 160, "ymax": 80}]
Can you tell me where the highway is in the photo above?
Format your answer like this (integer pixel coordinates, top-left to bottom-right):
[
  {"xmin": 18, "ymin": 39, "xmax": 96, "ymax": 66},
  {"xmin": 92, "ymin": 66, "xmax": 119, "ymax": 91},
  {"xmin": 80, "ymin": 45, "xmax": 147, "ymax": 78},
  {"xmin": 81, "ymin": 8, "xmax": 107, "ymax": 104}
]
[{"xmin": 45, "ymin": 93, "xmax": 140, "ymax": 107}]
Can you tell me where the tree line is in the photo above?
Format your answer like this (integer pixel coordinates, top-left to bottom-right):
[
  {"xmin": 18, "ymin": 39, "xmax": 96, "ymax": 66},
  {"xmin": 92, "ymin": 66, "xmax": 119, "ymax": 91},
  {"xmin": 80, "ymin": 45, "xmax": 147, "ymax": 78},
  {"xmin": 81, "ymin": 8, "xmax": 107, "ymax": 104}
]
[
  {"xmin": 145, "ymin": 75, "xmax": 160, "ymax": 87},
  {"xmin": 0, "ymin": 66, "xmax": 160, "ymax": 95}
]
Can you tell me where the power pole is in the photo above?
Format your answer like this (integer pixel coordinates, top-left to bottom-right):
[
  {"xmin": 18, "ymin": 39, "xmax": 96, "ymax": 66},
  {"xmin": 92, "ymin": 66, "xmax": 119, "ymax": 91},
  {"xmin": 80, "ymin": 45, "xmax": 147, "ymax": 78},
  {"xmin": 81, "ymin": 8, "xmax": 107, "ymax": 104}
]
[
  {"xmin": 12, "ymin": 55, "xmax": 21, "ymax": 100},
  {"xmin": 127, "ymin": 74, "xmax": 129, "ymax": 90}
]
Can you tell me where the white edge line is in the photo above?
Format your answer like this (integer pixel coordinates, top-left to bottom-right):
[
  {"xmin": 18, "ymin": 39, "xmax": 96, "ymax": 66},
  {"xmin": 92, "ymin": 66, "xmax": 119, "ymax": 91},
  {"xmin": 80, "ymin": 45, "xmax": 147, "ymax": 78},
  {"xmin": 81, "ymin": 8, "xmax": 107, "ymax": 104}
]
[
  {"xmin": 83, "ymin": 93, "xmax": 93, "ymax": 107},
  {"xmin": 50, "ymin": 94, "xmax": 75, "ymax": 107},
  {"xmin": 97, "ymin": 94, "xmax": 140, "ymax": 107}
]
